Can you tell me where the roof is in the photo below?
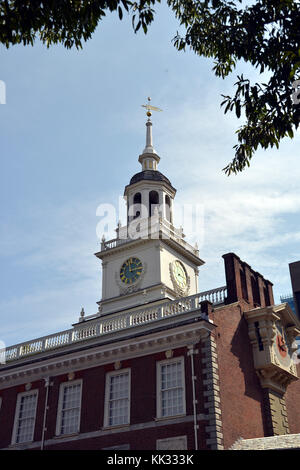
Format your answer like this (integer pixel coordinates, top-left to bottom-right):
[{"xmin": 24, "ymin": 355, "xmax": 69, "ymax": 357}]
[{"xmin": 128, "ymin": 170, "xmax": 176, "ymax": 191}]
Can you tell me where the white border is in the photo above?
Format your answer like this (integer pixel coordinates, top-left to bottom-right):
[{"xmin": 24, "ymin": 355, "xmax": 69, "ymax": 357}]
[
  {"xmin": 11, "ymin": 389, "xmax": 38, "ymax": 445},
  {"xmin": 55, "ymin": 379, "xmax": 83, "ymax": 436},
  {"xmin": 156, "ymin": 356, "xmax": 186, "ymax": 419},
  {"xmin": 169, "ymin": 261, "xmax": 190, "ymax": 297},
  {"xmin": 103, "ymin": 368, "xmax": 131, "ymax": 428}
]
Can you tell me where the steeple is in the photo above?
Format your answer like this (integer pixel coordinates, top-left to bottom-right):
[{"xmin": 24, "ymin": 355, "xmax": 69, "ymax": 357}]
[
  {"xmin": 138, "ymin": 97, "xmax": 161, "ymax": 171},
  {"xmin": 142, "ymin": 119, "xmax": 156, "ymax": 155},
  {"xmin": 123, "ymin": 98, "xmax": 176, "ymax": 224},
  {"xmin": 94, "ymin": 100, "xmax": 203, "ymax": 316}
]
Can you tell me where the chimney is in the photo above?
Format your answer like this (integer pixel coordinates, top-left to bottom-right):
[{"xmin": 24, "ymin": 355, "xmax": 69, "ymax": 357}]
[{"xmin": 222, "ymin": 253, "xmax": 274, "ymax": 307}]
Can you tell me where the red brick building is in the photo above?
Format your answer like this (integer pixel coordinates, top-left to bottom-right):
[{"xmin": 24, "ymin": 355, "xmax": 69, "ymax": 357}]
[{"xmin": 1, "ymin": 115, "xmax": 300, "ymax": 451}]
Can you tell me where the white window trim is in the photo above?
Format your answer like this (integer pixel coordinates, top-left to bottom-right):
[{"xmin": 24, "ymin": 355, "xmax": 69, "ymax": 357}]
[
  {"xmin": 55, "ymin": 379, "xmax": 82, "ymax": 436},
  {"xmin": 11, "ymin": 389, "xmax": 38, "ymax": 445},
  {"xmin": 156, "ymin": 356, "xmax": 186, "ymax": 419},
  {"xmin": 104, "ymin": 368, "xmax": 131, "ymax": 428}
]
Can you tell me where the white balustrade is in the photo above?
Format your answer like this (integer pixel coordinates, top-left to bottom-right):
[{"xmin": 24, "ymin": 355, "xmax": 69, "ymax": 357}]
[
  {"xmin": 130, "ymin": 308, "xmax": 159, "ymax": 325},
  {"xmin": 2, "ymin": 286, "xmax": 227, "ymax": 363},
  {"xmin": 44, "ymin": 332, "xmax": 71, "ymax": 350},
  {"xmin": 163, "ymin": 299, "xmax": 191, "ymax": 317},
  {"xmin": 19, "ymin": 341, "xmax": 43, "ymax": 357},
  {"xmin": 72, "ymin": 324, "xmax": 98, "ymax": 342},
  {"xmin": 5, "ymin": 347, "xmax": 18, "ymax": 361},
  {"xmin": 102, "ymin": 217, "xmax": 198, "ymax": 256},
  {"xmin": 99, "ymin": 316, "xmax": 128, "ymax": 334}
]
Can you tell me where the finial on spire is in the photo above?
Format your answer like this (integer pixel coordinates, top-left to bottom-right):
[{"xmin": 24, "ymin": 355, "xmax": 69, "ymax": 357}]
[
  {"xmin": 141, "ymin": 97, "xmax": 163, "ymax": 121},
  {"xmin": 139, "ymin": 98, "xmax": 162, "ymax": 171}
]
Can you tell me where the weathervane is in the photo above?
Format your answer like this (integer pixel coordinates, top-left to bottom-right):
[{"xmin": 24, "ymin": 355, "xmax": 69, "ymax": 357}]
[{"xmin": 141, "ymin": 97, "xmax": 163, "ymax": 119}]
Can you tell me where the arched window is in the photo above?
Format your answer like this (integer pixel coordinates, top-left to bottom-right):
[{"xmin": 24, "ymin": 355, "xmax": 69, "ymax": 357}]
[
  {"xmin": 165, "ymin": 195, "xmax": 172, "ymax": 223},
  {"xmin": 133, "ymin": 192, "xmax": 141, "ymax": 219},
  {"xmin": 149, "ymin": 190, "xmax": 159, "ymax": 217}
]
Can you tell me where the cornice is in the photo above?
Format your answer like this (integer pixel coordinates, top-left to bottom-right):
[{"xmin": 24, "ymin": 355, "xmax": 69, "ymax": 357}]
[
  {"xmin": 0, "ymin": 318, "xmax": 214, "ymax": 389},
  {"xmin": 95, "ymin": 237, "xmax": 151, "ymax": 259},
  {"xmin": 123, "ymin": 178, "xmax": 176, "ymax": 198},
  {"xmin": 95, "ymin": 232, "xmax": 203, "ymax": 266}
]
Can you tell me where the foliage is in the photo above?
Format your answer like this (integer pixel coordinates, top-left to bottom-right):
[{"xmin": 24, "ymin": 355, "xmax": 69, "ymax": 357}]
[
  {"xmin": 0, "ymin": 1, "xmax": 157, "ymax": 48},
  {"xmin": 169, "ymin": 0, "xmax": 300, "ymax": 174},
  {"xmin": 1, "ymin": 0, "xmax": 300, "ymax": 174}
]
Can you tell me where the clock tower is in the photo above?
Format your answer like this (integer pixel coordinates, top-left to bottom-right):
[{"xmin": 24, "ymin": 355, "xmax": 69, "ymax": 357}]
[{"xmin": 95, "ymin": 102, "xmax": 204, "ymax": 315}]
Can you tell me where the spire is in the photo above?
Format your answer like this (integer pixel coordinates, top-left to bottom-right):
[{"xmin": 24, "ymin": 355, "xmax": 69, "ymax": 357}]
[
  {"xmin": 139, "ymin": 97, "xmax": 162, "ymax": 171},
  {"xmin": 143, "ymin": 119, "xmax": 156, "ymax": 154}
]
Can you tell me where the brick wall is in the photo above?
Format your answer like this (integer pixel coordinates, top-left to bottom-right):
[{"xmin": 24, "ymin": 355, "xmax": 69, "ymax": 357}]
[
  {"xmin": 0, "ymin": 344, "xmax": 210, "ymax": 450},
  {"xmin": 208, "ymin": 253, "xmax": 300, "ymax": 449},
  {"xmin": 209, "ymin": 301, "xmax": 266, "ymax": 449}
]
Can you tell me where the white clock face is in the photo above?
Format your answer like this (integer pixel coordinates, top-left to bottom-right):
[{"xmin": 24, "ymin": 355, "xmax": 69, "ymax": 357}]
[
  {"xmin": 173, "ymin": 260, "xmax": 187, "ymax": 289},
  {"xmin": 274, "ymin": 322, "xmax": 291, "ymax": 367}
]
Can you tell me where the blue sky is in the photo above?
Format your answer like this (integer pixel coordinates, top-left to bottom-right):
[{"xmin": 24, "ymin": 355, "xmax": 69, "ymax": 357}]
[{"xmin": 1, "ymin": 3, "xmax": 300, "ymax": 347}]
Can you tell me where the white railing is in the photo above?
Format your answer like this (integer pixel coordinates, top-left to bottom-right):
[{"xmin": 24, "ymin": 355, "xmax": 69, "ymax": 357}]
[
  {"xmin": 130, "ymin": 307, "xmax": 160, "ymax": 326},
  {"xmin": 101, "ymin": 217, "xmax": 199, "ymax": 256},
  {"xmin": 2, "ymin": 287, "xmax": 227, "ymax": 364},
  {"xmin": 197, "ymin": 286, "xmax": 227, "ymax": 305}
]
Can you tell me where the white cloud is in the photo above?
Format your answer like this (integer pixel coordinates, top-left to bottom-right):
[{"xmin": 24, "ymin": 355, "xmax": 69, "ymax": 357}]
[
  {"xmin": 152, "ymin": 97, "xmax": 300, "ymax": 303},
  {"xmin": 0, "ymin": 277, "xmax": 100, "ymax": 347},
  {"xmin": 0, "ymin": 198, "xmax": 104, "ymax": 345},
  {"xmin": 1, "ymin": 7, "xmax": 299, "ymax": 349}
]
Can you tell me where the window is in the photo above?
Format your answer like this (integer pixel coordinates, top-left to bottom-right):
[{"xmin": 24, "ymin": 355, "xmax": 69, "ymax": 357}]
[
  {"xmin": 133, "ymin": 192, "xmax": 141, "ymax": 219},
  {"xmin": 104, "ymin": 369, "xmax": 130, "ymax": 427},
  {"xmin": 157, "ymin": 357, "xmax": 186, "ymax": 418},
  {"xmin": 165, "ymin": 195, "xmax": 172, "ymax": 223},
  {"xmin": 149, "ymin": 190, "xmax": 159, "ymax": 217},
  {"xmin": 12, "ymin": 390, "xmax": 38, "ymax": 444},
  {"xmin": 56, "ymin": 380, "xmax": 82, "ymax": 436},
  {"xmin": 156, "ymin": 435, "xmax": 187, "ymax": 450}
]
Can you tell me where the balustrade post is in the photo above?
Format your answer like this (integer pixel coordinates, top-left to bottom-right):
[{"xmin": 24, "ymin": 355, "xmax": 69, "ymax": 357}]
[
  {"xmin": 70, "ymin": 330, "xmax": 76, "ymax": 343},
  {"xmin": 123, "ymin": 312, "xmax": 129, "ymax": 329},
  {"xmin": 158, "ymin": 305, "xmax": 163, "ymax": 319},
  {"xmin": 41, "ymin": 337, "xmax": 47, "ymax": 353},
  {"xmin": 190, "ymin": 296, "xmax": 196, "ymax": 310}
]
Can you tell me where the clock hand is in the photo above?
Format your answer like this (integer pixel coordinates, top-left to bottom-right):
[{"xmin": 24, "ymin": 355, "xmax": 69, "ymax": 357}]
[{"xmin": 278, "ymin": 337, "xmax": 287, "ymax": 350}]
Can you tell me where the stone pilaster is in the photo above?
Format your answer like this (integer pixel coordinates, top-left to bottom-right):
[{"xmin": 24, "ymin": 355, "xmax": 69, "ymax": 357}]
[
  {"xmin": 201, "ymin": 334, "xmax": 224, "ymax": 450},
  {"xmin": 263, "ymin": 388, "xmax": 289, "ymax": 436}
]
